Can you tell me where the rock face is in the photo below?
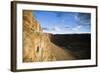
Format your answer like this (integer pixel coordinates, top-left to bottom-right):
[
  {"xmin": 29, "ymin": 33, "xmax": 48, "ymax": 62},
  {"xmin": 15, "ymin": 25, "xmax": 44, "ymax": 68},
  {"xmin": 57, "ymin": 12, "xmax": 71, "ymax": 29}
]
[
  {"xmin": 23, "ymin": 10, "xmax": 75, "ymax": 62},
  {"xmin": 23, "ymin": 10, "xmax": 42, "ymax": 32},
  {"xmin": 23, "ymin": 10, "xmax": 56, "ymax": 62}
]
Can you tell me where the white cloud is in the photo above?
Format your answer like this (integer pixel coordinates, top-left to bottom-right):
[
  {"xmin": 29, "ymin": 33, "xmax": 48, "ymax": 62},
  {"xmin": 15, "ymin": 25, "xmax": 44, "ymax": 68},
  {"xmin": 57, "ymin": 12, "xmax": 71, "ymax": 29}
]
[
  {"xmin": 53, "ymin": 26, "xmax": 61, "ymax": 31},
  {"xmin": 43, "ymin": 26, "xmax": 61, "ymax": 31},
  {"xmin": 72, "ymin": 25, "xmax": 82, "ymax": 31},
  {"xmin": 43, "ymin": 25, "xmax": 89, "ymax": 34}
]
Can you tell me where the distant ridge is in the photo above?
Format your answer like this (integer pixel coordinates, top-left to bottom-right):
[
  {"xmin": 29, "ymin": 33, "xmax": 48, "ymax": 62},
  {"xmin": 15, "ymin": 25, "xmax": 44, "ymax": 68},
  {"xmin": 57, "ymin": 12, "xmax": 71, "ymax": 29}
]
[{"xmin": 44, "ymin": 32, "xmax": 91, "ymax": 35}]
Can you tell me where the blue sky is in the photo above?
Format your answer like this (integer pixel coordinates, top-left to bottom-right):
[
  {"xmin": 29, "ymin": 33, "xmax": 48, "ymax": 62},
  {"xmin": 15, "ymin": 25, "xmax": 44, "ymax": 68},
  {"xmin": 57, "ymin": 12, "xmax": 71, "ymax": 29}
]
[{"xmin": 33, "ymin": 11, "xmax": 91, "ymax": 34}]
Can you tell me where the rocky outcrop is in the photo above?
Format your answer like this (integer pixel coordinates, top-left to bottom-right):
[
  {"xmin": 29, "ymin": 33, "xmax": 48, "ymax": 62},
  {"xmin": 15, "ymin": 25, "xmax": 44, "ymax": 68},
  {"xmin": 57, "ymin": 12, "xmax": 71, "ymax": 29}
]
[
  {"xmin": 23, "ymin": 10, "xmax": 56, "ymax": 62},
  {"xmin": 23, "ymin": 10, "xmax": 42, "ymax": 33},
  {"xmin": 23, "ymin": 10, "xmax": 75, "ymax": 62}
]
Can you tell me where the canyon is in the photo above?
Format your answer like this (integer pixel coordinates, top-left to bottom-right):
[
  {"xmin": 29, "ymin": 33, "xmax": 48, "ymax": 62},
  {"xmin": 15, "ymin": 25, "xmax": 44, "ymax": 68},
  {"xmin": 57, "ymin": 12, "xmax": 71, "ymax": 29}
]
[{"xmin": 23, "ymin": 10, "xmax": 75, "ymax": 62}]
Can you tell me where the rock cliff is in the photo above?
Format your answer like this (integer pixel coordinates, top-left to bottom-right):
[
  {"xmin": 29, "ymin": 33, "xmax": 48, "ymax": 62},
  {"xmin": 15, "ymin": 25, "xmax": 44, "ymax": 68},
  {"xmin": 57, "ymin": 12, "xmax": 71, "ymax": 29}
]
[{"xmin": 23, "ymin": 10, "xmax": 75, "ymax": 62}]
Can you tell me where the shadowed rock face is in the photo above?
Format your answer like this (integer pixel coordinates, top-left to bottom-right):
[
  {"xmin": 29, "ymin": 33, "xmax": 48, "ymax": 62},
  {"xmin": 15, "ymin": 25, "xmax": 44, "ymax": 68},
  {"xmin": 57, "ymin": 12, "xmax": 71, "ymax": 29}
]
[{"xmin": 23, "ymin": 10, "xmax": 75, "ymax": 62}]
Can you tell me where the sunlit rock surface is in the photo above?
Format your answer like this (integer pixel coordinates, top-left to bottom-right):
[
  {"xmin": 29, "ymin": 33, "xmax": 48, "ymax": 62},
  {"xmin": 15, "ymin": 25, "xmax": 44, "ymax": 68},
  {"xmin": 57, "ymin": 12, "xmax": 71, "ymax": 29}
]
[{"xmin": 23, "ymin": 10, "xmax": 75, "ymax": 62}]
